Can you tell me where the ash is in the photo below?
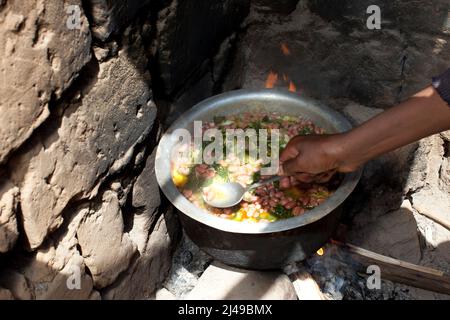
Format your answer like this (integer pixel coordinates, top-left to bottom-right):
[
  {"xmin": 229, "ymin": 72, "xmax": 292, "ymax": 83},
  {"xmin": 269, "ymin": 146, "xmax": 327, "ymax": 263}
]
[
  {"xmin": 163, "ymin": 233, "xmax": 213, "ymax": 299},
  {"xmin": 296, "ymin": 244, "xmax": 445, "ymax": 300}
]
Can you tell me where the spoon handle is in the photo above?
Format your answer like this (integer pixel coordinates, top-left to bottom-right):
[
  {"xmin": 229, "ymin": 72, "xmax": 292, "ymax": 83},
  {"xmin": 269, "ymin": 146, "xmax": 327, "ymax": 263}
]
[{"xmin": 248, "ymin": 175, "xmax": 282, "ymax": 190}]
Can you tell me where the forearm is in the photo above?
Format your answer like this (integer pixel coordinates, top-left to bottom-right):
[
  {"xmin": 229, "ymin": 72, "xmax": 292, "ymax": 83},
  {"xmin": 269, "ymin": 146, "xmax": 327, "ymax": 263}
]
[{"xmin": 335, "ymin": 86, "xmax": 450, "ymax": 171}]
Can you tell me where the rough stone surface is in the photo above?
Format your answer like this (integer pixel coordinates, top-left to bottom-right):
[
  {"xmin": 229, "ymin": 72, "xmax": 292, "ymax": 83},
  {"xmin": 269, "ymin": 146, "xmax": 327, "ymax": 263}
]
[
  {"xmin": 307, "ymin": 0, "xmax": 450, "ymax": 101},
  {"xmin": 0, "ymin": 0, "xmax": 254, "ymax": 301},
  {"xmin": 28, "ymin": 253, "xmax": 94, "ymax": 300},
  {"xmin": 348, "ymin": 201, "xmax": 421, "ymax": 263},
  {"xmin": 0, "ymin": 179, "xmax": 19, "ymax": 252},
  {"xmin": 102, "ymin": 208, "xmax": 178, "ymax": 299},
  {"xmin": 224, "ymin": 2, "xmax": 450, "ymax": 108},
  {"xmin": 343, "ymin": 101, "xmax": 417, "ymax": 198},
  {"xmin": 154, "ymin": 287, "xmax": 176, "ymax": 300},
  {"xmin": 10, "ymin": 42, "xmax": 156, "ymax": 249},
  {"xmin": 132, "ymin": 149, "xmax": 160, "ymax": 211},
  {"xmin": 85, "ymin": 0, "xmax": 152, "ymax": 41},
  {"xmin": 156, "ymin": 0, "xmax": 250, "ymax": 94},
  {"xmin": 308, "ymin": 0, "xmax": 450, "ymax": 36},
  {"xmin": 440, "ymin": 157, "xmax": 450, "ymax": 194},
  {"xmin": 0, "ymin": 206, "xmax": 95, "ymax": 300},
  {"xmin": 0, "ymin": 0, "xmax": 91, "ymax": 164},
  {"xmin": 77, "ymin": 191, "xmax": 137, "ymax": 289},
  {"xmin": 186, "ymin": 262, "xmax": 297, "ymax": 300},
  {"xmin": 253, "ymin": 0, "xmax": 299, "ymax": 14},
  {"xmin": 441, "ymin": 130, "xmax": 450, "ymax": 142},
  {"xmin": 129, "ymin": 149, "xmax": 162, "ymax": 253},
  {"xmin": 412, "ymin": 189, "xmax": 450, "ymax": 226},
  {"xmin": 407, "ymin": 135, "xmax": 445, "ymax": 193},
  {"xmin": 342, "ymin": 103, "xmax": 383, "ymax": 126},
  {"xmin": 0, "ymin": 287, "xmax": 14, "ymax": 300},
  {"xmin": 0, "ymin": 270, "xmax": 33, "ymax": 300},
  {"xmin": 164, "ymin": 71, "xmax": 215, "ymax": 126}
]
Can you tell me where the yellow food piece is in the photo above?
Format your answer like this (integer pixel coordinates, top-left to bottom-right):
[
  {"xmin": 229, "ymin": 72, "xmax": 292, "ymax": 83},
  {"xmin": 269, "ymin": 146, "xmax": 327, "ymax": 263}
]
[
  {"xmin": 234, "ymin": 209, "xmax": 246, "ymax": 221},
  {"xmin": 259, "ymin": 212, "xmax": 269, "ymax": 219},
  {"xmin": 172, "ymin": 169, "xmax": 188, "ymax": 187}
]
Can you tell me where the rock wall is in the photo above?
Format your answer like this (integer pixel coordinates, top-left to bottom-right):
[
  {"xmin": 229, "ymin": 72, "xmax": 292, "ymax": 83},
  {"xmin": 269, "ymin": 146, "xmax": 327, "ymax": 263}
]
[
  {"xmin": 225, "ymin": 0, "xmax": 450, "ymax": 108},
  {"xmin": 0, "ymin": 0, "xmax": 249, "ymax": 300}
]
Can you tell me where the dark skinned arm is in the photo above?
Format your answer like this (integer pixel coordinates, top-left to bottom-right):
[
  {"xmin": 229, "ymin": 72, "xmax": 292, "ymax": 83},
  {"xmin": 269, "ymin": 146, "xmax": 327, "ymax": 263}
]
[{"xmin": 279, "ymin": 85, "xmax": 450, "ymax": 182}]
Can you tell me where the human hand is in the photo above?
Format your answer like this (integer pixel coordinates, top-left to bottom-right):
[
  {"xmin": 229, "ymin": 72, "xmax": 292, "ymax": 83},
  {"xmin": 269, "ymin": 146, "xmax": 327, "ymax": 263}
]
[{"xmin": 278, "ymin": 134, "xmax": 358, "ymax": 185}]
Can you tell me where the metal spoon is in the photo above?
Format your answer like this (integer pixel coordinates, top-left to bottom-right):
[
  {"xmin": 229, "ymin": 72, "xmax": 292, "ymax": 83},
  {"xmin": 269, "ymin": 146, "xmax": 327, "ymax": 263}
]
[{"xmin": 202, "ymin": 176, "xmax": 282, "ymax": 208}]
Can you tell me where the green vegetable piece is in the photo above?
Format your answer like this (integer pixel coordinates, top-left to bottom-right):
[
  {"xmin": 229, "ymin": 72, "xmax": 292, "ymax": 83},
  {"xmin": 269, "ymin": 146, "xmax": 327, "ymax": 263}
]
[
  {"xmin": 273, "ymin": 180, "xmax": 280, "ymax": 189},
  {"xmin": 299, "ymin": 126, "xmax": 313, "ymax": 135},
  {"xmin": 213, "ymin": 164, "xmax": 230, "ymax": 182},
  {"xmin": 248, "ymin": 121, "xmax": 262, "ymax": 131},
  {"xmin": 271, "ymin": 204, "xmax": 294, "ymax": 219},
  {"xmin": 252, "ymin": 171, "xmax": 261, "ymax": 183}
]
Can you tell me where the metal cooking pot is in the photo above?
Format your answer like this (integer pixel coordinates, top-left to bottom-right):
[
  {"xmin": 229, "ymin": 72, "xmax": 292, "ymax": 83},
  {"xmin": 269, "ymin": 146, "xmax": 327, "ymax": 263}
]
[{"xmin": 155, "ymin": 89, "xmax": 361, "ymax": 269}]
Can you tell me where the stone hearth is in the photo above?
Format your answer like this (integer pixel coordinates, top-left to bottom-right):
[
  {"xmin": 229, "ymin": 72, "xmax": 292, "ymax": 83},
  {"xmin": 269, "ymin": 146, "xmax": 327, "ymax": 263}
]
[{"xmin": 1, "ymin": 0, "xmax": 450, "ymax": 300}]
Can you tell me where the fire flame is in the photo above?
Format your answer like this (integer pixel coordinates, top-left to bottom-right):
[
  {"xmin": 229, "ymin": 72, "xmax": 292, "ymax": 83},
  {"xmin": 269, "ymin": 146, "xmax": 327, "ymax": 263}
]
[
  {"xmin": 280, "ymin": 43, "xmax": 291, "ymax": 56},
  {"xmin": 316, "ymin": 247, "xmax": 324, "ymax": 256},
  {"xmin": 265, "ymin": 71, "xmax": 297, "ymax": 93},
  {"xmin": 264, "ymin": 43, "xmax": 298, "ymax": 92},
  {"xmin": 265, "ymin": 71, "xmax": 278, "ymax": 88},
  {"xmin": 288, "ymin": 81, "xmax": 296, "ymax": 92}
]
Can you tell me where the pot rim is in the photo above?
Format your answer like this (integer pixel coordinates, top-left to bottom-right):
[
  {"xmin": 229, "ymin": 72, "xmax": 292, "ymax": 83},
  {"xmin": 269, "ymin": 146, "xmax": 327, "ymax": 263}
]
[{"xmin": 155, "ymin": 89, "xmax": 362, "ymax": 234}]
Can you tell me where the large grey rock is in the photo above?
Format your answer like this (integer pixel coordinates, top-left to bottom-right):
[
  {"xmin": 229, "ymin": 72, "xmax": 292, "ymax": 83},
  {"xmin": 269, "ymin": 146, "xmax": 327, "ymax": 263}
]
[
  {"xmin": 342, "ymin": 103, "xmax": 383, "ymax": 125},
  {"xmin": 0, "ymin": 270, "xmax": 34, "ymax": 300},
  {"xmin": 440, "ymin": 157, "xmax": 450, "ymax": 194},
  {"xmin": 343, "ymin": 102, "xmax": 416, "ymax": 192},
  {"xmin": 441, "ymin": 130, "xmax": 450, "ymax": 142},
  {"xmin": 6, "ymin": 206, "xmax": 96, "ymax": 300},
  {"xmin": 129, "ymin": 149, "xmax": 162, "ymax": 252},
  {"xmin": 225, "ymin": 2, "xmax": 449, "ymax": 108},
  {"xmin": 401, "ymin": 34, "xmax": 449, "ymax": 100},
  {"xmin": 412, "ymin": 188, "xmax": 450, "ymax": 233},
  {"xmin": 154, "ymin": 287, "xmax": 176, "ymax": 300},
  {"xmin": 0, "ymin": 0, "xmax": 91, "ymax": 164},
  {"xmin": 407, "ymin": 135, "xmax": 445, "ymax": 193},
  {"xmin": 307, "ymin": 0, "xmax": 449, "ymax": 36},
  {"xmin": 132, "ymin": 149, "xmax": 161, "ymax": 210},
  {"xmin": 0, "ymin": 287, "xmax": 14, "ymax": 300},
  {"xmin": 186, "ymin": 262, "xmax": 297, "ymax": 300},
  {"xmin": 102, "ymin": 208, "xmax": 178, "ymax": 299},
  {"xmin": 9, "ymin": 41, "xmax": 156, "ymax": 249},
  {"xmin": 307, "ymin": 0, "xmax": 450, "ymax": 102},
  {"xmin": 77, "ymin": 191, "xmax": 137, "ymax": 289},
  {"xmin": 29, "ymin": 254, "xmax": 94, "ymax": 300},
  {"xmin": 224, "ymin": 7, "xmax": 403, "ymax": 107},
  {"xmin": 348, "ymin": 201, "xmax": 421, "ymax": 263},
  {"xmin": 157, "ymin": 0, "xmax": 250, "ymax": 94},
  {"xmin": 0, "ymin": 179, "xmax": 19, "ymax": 252}
]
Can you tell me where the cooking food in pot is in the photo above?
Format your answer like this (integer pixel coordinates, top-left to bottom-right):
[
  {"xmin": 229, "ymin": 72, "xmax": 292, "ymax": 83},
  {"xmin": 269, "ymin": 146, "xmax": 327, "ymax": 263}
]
[{"xmin": 171, "ymin": 112, "xmax": 340, "ymax": 222}]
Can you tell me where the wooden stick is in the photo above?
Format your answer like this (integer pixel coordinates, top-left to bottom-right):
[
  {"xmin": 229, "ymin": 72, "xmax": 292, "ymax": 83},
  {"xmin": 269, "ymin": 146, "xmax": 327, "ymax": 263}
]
[
  {"xmin": 417, "ymin": 210, "xmax": 450, "ymax": 231},
  {"xmin": 289, "ymin": 270, "xmax": 326, "ymax": 300},
  {"xmin": 331, "ymin": 239, "xmax": 450, "ymax": 295}
]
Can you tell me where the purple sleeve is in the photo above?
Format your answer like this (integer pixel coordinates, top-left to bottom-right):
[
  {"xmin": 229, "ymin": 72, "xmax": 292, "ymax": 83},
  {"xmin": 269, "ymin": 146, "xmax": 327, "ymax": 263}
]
[{"xmin": 432, "ymin": 68, "xmax": 450, "ymax": 106}]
